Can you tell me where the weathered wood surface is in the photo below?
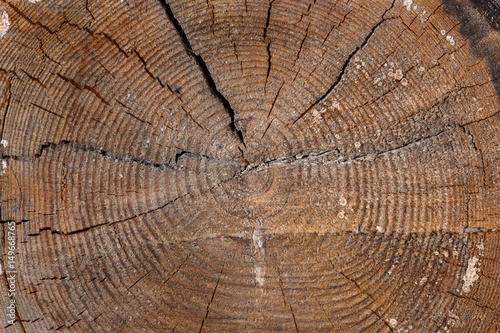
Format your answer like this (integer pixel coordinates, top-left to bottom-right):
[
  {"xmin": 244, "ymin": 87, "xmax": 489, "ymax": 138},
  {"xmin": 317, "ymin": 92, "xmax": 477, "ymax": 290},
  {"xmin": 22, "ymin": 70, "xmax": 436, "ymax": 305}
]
[{"xmin": 0, "ymin": 0, "xmax": 499, "ymax": 331}]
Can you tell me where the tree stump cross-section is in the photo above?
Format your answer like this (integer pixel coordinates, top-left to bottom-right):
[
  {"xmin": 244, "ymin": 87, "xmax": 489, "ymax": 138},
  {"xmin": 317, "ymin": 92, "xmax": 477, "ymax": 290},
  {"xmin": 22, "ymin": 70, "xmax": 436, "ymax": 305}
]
[{"xmin": 0, "ymin": 0, "xmax": 499, "ymax": 332}]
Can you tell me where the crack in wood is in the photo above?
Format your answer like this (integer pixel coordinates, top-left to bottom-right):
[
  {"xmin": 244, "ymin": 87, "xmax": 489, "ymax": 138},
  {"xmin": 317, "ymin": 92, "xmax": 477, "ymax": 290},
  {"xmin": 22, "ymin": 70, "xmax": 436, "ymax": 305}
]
[
  {"xmin": 198, "ymin": 269, "xmax": 223, "ymax": 333},
  {"xmin": 134, "ymin": 50, "xmax": 165, "ymax": 88},
  {"xmin": 158, "ymin": 0, "xmax": 246, "ymax": 147},
  {"xmin": 3, "ymin": 140, "xmax": 238, "ymax": 170},
  {"xmin": 274, "ymin": 258, "xmax": 300, "ymax": 332},
  {"xmin": 330, "ymin": 261, "xmax": 395, "ymax": 332},
  {"xmin": 293, "ymin": 0, "xmax": 397, "ymax": 125},
  {"xmin": 55, "ymin": 73, "xmax": 110, "ymax": 105}
]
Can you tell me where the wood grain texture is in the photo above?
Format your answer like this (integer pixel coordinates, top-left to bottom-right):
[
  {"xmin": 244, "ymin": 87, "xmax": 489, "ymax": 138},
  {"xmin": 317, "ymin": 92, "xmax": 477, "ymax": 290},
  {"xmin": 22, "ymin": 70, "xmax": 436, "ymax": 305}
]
[{"xmin": 0, "ymin": 0, "xmax": 499, "ymax": 332}]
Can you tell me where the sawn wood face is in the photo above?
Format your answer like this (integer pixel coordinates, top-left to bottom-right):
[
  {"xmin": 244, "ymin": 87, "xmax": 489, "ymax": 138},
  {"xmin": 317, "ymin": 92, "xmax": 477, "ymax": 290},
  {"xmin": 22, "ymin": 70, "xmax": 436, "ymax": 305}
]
[{"xmin": 0, "ymin": 0, "xmax": 498, "ymax": 332}]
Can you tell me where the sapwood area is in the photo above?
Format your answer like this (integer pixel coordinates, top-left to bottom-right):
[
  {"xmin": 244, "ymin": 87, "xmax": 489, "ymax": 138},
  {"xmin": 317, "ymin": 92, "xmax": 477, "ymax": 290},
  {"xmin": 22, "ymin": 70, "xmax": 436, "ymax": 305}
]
[{"xmin": 0, "ymin": 0, "xmax": 499, "ymax": 332}]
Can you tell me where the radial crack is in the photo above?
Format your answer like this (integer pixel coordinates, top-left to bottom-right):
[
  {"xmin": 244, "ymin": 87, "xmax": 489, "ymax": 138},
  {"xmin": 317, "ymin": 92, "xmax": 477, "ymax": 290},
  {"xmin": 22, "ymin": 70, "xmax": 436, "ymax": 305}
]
[
  {"xmin": 158, "ymin": 0, "xmax": 246, "ymax": 147},
  {"xmin": 127, "ymin": 272, "xmax": 150, "ymax": 290},
  {"xmin": 4, "ymin": 140, "xmax": 237, "ymax": 170},
  {"xmin": 464, "ymin": 127, "xmax": 487, "ymax": 187},
  {"xmin": 263, "ymin": 0, "xmax": 276, "ymax": 41},
  {"xmin": 26, "ymin": 154, "xmax": 242, "ymax": 236},
  {"xmin": 56, "ymin": 73, "xmax": 110, "ymax": 105},
  {"xmin": 275, "ymin": 259, "xmax": 300, "ymax": 332},
  {"xmin": 35, "ymin": 140, "xmax": 174, "ymax": 170},
  {"xmin": 134, "ymin": 50, "xmax": 165, "ymax": 88},
  {"xmin": 241, "ymin": 127, "xmax": 450, "ymax": 176},
  {"xmin": 30, "ymin": 103, "xmax": 64, "ymax": 119},
  {"xmin": 293, "ymin": 0, "xmax": 397, "ymax": 124},
  {"xmin": 175, "ymin": 150, "xmax": 236, "ymax": 165},
  {"xmin": 199, "ymin": 270, "xmax": 223, "ymax": 333},
  {"xmin": 265, "ymin": 43, "xmax": 272, "ymax": 89},
  {"xmin": 331, "ymin": 262, "xmax": 395, "ymax": 332}
]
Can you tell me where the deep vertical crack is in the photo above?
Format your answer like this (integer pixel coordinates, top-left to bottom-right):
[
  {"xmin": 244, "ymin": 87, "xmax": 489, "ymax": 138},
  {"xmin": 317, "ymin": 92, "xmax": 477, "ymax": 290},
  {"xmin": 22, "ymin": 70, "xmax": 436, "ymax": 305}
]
[
  {"xmin": 264, "ymin": 1, "xmax": 276, "ymax": 95},
  {"xmin": 265, "ymin": 43, "xmax": 272, "ymax": 89},
  {"xmin": 158, "ymin": 0, "xmax": 246, "ymax": 147},
  {"xmin": 263, "ymin": 0, "xmax": 276, "ymax": 41}
]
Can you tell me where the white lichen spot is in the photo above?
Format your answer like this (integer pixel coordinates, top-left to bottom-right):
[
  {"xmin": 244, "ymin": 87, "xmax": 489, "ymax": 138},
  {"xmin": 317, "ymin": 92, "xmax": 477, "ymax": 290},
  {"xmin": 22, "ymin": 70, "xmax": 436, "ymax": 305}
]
[
  {"xmin": 448, "ymin": 311, "xmax": 459, "ymax": 320},
  {"xmin": 419, "ymin": 10, "xmax": 427, "ymax": 23},
  {"xmin": 401, "ymin": 78, "xmax": 408, "ymax": 86},
  {"xmin": 389, "ymin": 318, "xmax": 398, "ymax": 327},
  {"xmin": 394, "ymin": 69, "xmax": 404, "ymax": 80},
  {"xmin": 442, "ymin": 250, "xmax": 449, "ymax": 258},
  {"xmin": 311, "ymin": 109, "xmax": 323, "ymax": 125},
  {"xmin": 338, "ymin": 210, "xmax": 345, "ymax": 219},
  {"xmin": 354, "ymin": 142, "xmax": 361, "ymax": 148},
  {"xmin": 339, "ymin": 197, "xmax": 347, "ymax": 206},
  {"xmin": 403, "ymin": 0, "xmax": 412, "ymax": 11},
  {"xmin": 0, "ymin": 11, "xmax": 10, "ymax": 39},
  {"xmin": 441, "ymin": 29, "xmax": 446, "ymax": 36},
  {"xmin": 0, "ymin": 139, "xmax": 7, "ymax": 147},
  {"xmin": 419, "ymin": 66, "xmax": 425, "ymax": 72},
  {"xmin": 0, "ymin": 261, "xmax": 2, "ymax": 275},
  {"xmin": 462, "ymin": 256, "xmax": 479, "ymax": 293},
  {"xmin": 419, "ymin": 276, "xmax": 428, "ymax": 285},
  {"xmin": 0, "ymin": 159, "xmax": 6, "ymax": 175},
  {"xmin": 376, "ymin": 226, "xmax": 384, "ymax": 233},
  {"xmin": 119, "ymin": 173, "xmax": 123, "ymax": 178},
  {"xmin": 476, "ymin": 242, "xmax": 484, "ymax": 251},
  {"xmin": 28, "ymin": 0, "xmax": 43, "ymax": 3},
  {"xmin": 446, "ymin": 35, "xmax": 455, "ymax": 46}
]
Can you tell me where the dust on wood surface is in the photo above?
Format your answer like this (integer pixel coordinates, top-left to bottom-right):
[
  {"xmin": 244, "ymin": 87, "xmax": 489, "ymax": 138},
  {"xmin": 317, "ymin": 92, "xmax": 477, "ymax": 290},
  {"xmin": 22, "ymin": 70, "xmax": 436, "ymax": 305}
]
[{"xmin": 0, "ymin": 0, "xmax": 499, "ymax": 332}]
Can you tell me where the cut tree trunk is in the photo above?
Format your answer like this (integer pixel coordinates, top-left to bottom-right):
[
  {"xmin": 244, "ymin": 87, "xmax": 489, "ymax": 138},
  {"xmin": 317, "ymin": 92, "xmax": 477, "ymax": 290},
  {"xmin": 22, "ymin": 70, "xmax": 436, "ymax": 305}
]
[{"xmin": 0, "ymin": 0, "xmax": 499, "ymax": 332}]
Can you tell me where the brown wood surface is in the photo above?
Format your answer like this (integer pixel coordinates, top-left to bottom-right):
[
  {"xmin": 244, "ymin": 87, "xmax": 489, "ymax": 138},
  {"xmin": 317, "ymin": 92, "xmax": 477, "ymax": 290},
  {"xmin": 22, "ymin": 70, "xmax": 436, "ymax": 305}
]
[{"xmin": 0, "ymin": 0, "xmax": 499, "ymax": 332}]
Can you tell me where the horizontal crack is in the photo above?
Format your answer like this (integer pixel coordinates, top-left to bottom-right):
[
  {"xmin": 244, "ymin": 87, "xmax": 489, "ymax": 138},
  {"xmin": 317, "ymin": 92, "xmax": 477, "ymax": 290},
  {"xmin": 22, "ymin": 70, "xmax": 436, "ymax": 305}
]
[
  {"xmin": 2, "ymin": 140, "xmax": 238, "ymax": 169},
  {"xmin": 240, "ymin": 126, "xmax": 449, "ymax": 175}
]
